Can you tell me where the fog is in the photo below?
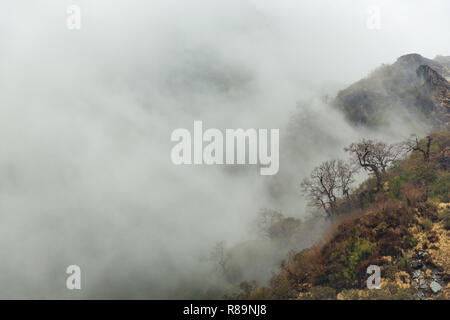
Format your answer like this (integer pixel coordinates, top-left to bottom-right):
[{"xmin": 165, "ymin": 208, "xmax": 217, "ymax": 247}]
[{"xmin": 0, "ymin": 0, "xmax": 448, "ymax": 298}]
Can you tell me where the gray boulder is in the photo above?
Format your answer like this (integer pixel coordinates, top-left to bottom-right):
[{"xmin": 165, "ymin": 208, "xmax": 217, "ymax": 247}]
[{"xmin": 430, "ymin": 281, "xmax": 442, "ymax": 293}]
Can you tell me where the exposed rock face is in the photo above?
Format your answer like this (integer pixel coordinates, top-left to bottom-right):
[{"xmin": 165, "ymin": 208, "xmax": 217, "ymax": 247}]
[
  {"xmin": 417, "ymin": 64, "xmax": 449, "ymax": 90},
  {"xmin": 335, "ymin": 53, "xmax": 450, "ymax": 130},
  {"xmin": 416, "ymin": 65, "xmax": 450, "ymax": 128},
  {"xmin": 395, "ymin": 54, "xmax": 449, "ymax": 78}
]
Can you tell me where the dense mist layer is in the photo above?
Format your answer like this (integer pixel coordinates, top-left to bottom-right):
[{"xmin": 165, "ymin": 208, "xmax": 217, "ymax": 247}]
[{"xmin": 0, "ymin": 0, "xmax": 448, "ymax": 298}]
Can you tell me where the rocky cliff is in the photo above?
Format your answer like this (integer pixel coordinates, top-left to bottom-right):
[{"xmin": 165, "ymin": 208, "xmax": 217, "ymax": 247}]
[{"xmin": 335, "ymin": 53, "xmax": 450, "ymax": 130}]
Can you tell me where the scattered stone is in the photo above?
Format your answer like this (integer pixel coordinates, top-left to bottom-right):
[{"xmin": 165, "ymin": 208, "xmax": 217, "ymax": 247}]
[
  {"xmin": 418, "ymin": 290, "xmax": 425, "ymax": 299},
  {"xmin": 412, "ymin": 270, "xmax": 421, "ymax": 279},
  {"xmin": 431, "ymin": 273, "xmax": 441, "ymax": 282},
  {"xmin": 419, "ymin": 279, "xmax": 427, "ymax": 289},
  {"xmin": 411, "ymin": 260, "xmax": 423, "ymax": 269},
  {"xmin": 417, "ymin": 251, "xmax": 429, "ymax": 258},
  {"xmin": 430, "ymin": 281, "xmax": 442, "ymax": 293}
]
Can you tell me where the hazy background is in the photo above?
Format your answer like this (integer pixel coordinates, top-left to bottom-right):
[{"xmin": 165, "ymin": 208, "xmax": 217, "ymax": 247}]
[{"xmin": 0, "ymin": 0, "xmax": 448, "ymax": 298}]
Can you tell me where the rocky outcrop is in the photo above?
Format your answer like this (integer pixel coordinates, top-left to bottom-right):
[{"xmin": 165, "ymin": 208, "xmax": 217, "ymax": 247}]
[
  {"xmin": 335, "ymin": 53, "xmax": 450, "ymax": 130},
  {"xmin": 395, "ymin": 54, "xmax": 449, "ymax": 78},
  {"xmin": 416, "ymin": 65, "xmax": 450, "ymax": 128},
  {"xmin": 417, "ymin": 64, "xmax": 449, "ymax": 90}
]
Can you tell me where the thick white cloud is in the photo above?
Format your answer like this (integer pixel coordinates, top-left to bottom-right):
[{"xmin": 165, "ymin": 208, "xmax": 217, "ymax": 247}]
[{"xmin": 0, "ymin": 0, "xmax": 446, "ymax": 298}]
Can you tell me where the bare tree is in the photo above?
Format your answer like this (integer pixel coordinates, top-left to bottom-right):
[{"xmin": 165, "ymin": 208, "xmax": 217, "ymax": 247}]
[
  {"xmin": 345, "ymin": 139, "xmax": 404, "ymax": 190},
  {"xmin": 336, "ymin": 160, "xmax": 358, "ymax": 201},
  {"xmin": 404, "ymin": 135, "xmax": 432, "ymax": 162},
  {"xmin": 301, "ymin": 160, "xmax": 357, "ymax": 218},
  {"xmin": 255, "ymin": 209, "xmax": 284, "ymax": 239},
  {"xmin": 301, "ymin": 160, "xmax": 340, "ymax": 218}
]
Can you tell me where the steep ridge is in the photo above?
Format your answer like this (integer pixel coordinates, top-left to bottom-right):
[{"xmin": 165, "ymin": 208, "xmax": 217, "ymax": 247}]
[
  {"xmin": 335, "ymin": 54, "xmax": 450, "ymax": 130},
  {"xmin": 416, "ymin": 64, "xmax": 450, "ymax": 128}
]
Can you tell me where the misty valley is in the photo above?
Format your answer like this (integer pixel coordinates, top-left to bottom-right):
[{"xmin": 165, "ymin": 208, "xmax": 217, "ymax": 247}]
[{"xmin": 0, "ymin": 1, "xmax": 448, "ymax": 309}]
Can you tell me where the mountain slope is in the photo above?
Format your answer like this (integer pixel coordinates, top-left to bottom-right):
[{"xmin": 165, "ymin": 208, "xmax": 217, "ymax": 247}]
[
  {"xmin": 335, "ymin": 54, "xmax": 450, "ymax": 129},
  {"xmin": 235, "ymin": 132, "xmax": 450, "ymax": 300},
  {"xmin": 434, "ymin": 55, "xmax": 450, "ymax": 77}
]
